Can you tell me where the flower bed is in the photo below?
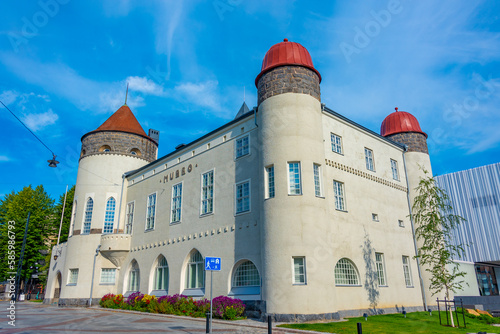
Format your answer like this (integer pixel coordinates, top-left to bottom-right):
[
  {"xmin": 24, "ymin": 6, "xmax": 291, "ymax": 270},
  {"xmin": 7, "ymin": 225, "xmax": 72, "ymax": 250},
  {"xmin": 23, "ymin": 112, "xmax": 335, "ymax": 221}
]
[{"xmin": 99, "ymin": 293, "xmax": 245, "ymax": 320}]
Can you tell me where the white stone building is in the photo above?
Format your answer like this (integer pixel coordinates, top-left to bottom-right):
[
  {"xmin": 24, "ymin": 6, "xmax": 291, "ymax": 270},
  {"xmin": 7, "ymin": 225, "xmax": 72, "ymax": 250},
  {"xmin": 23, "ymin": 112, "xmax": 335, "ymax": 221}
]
[{"xmin": 46, "ymin": 39, "xmax": 447, "ymax": 319}]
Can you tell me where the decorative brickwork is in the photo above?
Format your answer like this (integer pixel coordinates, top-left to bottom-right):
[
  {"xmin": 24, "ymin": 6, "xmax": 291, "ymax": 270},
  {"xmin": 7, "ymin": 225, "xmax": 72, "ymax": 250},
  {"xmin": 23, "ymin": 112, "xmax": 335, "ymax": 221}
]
[
  {"xmin": 257, "ymin": 66, "xmax": 321, "ymax": 105},
  {"xmin": 80, "ymin": 131, "xmax": 158, "ymax": 162},
  {"xmin": 386, "ymin": 132, "xmax": 428, "ymax": 154}
]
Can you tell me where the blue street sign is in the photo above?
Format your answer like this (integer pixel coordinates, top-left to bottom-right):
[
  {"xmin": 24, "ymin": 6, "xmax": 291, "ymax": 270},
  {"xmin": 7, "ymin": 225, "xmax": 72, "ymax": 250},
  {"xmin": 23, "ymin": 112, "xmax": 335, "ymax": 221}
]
[{"xmin": 205, "ymin": 257, "xmax": 221, "ymax": 271}]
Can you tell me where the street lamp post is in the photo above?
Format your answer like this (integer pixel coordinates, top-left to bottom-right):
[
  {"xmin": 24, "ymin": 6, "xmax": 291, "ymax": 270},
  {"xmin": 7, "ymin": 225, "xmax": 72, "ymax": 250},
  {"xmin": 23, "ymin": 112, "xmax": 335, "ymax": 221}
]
[{"xmin": 89, "ymin": 245, "xmax": 101, "ymax": 307}]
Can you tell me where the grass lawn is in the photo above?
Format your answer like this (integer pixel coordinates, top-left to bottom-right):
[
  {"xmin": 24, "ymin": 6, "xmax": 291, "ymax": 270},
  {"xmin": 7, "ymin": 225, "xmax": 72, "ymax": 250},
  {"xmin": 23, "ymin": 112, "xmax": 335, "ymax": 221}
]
[{"xmin": 278, "ymin": 311, "xmax": 500, "ymax": 334}]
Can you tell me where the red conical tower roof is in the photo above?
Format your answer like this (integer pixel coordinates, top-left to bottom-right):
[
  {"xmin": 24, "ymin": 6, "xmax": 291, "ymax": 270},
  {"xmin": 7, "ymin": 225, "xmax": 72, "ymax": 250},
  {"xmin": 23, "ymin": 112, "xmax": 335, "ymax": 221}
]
[
  {"xmin": 255, "ymin": 38, "xmax": 321, "ymax": 87},
  {"xmin": 381, "ymin": 108, "xmax": 427, "ymax": 138},
  {"xmin": 94, "ymin": 105, "xmax": 147, "ymax": 136}
]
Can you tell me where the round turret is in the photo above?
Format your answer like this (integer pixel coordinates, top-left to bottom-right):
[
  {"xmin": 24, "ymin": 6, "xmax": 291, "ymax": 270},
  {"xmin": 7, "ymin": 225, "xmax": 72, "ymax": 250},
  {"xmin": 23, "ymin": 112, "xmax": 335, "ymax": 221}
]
[
  {"xmin": 80, "ymin": 105, "xmax": 158, "ymax": 162},
  {"xmin": 256, "ymin": 39, "xmax": 321, "ymax": 105},
  {"xmin": 381, "ymin": 108, "xmax": 428, "ymax": 154}
]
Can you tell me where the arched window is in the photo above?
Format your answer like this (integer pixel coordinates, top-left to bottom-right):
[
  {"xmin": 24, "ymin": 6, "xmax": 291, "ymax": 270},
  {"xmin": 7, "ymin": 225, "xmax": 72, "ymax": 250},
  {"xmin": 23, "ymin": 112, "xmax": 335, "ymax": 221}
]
[
  {"xmin": 128, "ymin": 261, "xmax": 140, "ymax": 292},
  {"xmin": 334, "ymin": 258, "xmax": 360, "ymax": 286},
  {"xmin": 103, "ymin": 197, "xmax": 116, "ymax": 234},
  {"xmin": 130, "ymin": 148, "xmax": 141, "ymax": 156},
  {"xmin": 154, "ymin": 256, "xmax": 169, "ymax": 292},
  {"xmin": 83, "ymin": 198, "xmax": 93, "ymax": 234},
  {"xmin": 99, "ymin": 145, "xmax": 111, "ymax": 152},
  {"xmin": 186, "ymin": 251, "xmax": 204, "ymax": 289},
  {"xmin": 233, "ymin": 261, "xmax": 260, "ymax": 287}
]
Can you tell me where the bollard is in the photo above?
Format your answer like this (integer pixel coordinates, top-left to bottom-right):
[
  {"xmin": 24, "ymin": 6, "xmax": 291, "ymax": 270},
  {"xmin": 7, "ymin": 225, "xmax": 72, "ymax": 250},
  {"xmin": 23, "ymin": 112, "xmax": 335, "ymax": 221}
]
[
  {"xmin": 268, "ymin": 315, "xmax": 272, "ymax": 334},
  {"xmin": 357, "ymin": 322, "xmax": 362, "ymax": 334},
  {"xmin": 206, "ymin": 312, "xmax": 210, "ymax": 333}
]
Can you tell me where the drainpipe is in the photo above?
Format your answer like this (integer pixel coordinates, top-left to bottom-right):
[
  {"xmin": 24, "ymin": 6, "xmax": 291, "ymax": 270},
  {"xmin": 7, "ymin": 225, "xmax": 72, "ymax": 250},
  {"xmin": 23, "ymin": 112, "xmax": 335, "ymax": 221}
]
[
  {"xmin": 89, "ymin": 244, "xmax": 101, "ymax": 307},
  {"xmin": 402, "ymin": 145, "xmax": 428, "ymax": 311},
  {"xmin": 116, "ymin": 174, "xmax": 126, "ymax": 233}
]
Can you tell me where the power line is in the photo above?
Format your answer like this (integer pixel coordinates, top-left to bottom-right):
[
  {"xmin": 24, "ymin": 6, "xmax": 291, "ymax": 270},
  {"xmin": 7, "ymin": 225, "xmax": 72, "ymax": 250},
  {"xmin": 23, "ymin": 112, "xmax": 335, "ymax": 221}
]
[{"xmin": 1, "ymin": 100, "xmax": 56, "ymax": 156}]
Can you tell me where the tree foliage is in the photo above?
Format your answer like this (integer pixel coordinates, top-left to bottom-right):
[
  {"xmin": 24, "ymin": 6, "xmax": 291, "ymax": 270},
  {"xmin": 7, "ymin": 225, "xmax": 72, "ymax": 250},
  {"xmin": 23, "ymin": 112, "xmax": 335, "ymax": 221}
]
[
  {"xmin": 0, "ymin": 185, "xmax": 74, "ymax": 287},
  {"xmin": 412, "ymin": 169, "xmax": 468, "ymax": 299}
]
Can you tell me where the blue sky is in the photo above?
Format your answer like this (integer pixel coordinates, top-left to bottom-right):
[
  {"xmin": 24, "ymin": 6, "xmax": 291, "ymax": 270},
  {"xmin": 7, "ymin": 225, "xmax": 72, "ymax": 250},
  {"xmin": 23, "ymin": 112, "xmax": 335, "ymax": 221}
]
[{"xmin": 1, "ymin": 0, "xmax": 499, "ymax": 200}]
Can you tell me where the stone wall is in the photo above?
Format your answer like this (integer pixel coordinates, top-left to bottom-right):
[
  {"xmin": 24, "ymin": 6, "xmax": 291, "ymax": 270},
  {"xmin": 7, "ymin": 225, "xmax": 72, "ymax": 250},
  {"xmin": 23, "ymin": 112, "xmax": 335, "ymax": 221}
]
[
  {"xmin": 81, "ymin": 131, "xmax": 157, "ymax": 162},
  {"xmin": 386, "ymin": 132, "xmax": 428, "ymax": 154},
  {"xmin": 257, "ymin": 65, "xmax": 320, "ymax": 105}
]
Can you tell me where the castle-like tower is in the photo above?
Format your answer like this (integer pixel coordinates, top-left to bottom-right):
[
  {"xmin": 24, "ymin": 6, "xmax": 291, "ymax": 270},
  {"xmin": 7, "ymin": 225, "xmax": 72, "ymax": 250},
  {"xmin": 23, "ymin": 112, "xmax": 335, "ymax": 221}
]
[
  {"xmin": 257, "ymin": 39, "xmax": 329, "ymax": 314},
  {"xmin": 48, "ymin": 104, "xmax": 158, "ymax": 303},
  {"xmin": 380, "ymin": 108, "xmax": 435, "ymax": 306}
]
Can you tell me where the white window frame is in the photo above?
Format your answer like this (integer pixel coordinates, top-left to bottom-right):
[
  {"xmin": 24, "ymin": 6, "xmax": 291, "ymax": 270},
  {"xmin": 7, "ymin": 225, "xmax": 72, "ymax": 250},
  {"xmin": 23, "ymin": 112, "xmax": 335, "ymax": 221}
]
[
  {"xmin": 331, "ymin": 133, "xmax": 343, "ymax": 154},
  {"xmin": 365, "ymin": 148, "xmax": 375, "ymax": 171},
  {"xmin": 265, "ymin": 165, "xmax": 275, "ymax": 199},
  {"xmin": 103, "ymin": 197, "xmax": 116, "ymax": 234},
  {"xmin": 292, "ymin": 257, "xmax": 307, "ymax": 285},
  {"xmin": 128, "ymin": 262, "xmax": 140, "ymax": 292},
  {"xmin": 375, "ymin": 253, "xmax": 387, "ymax": 286},
  {"xmin": 235, "ymin": 135, "xmax": 250, "ymax": 159},
  {"xmin": 125, "ymin": 201, "xmax": 135, "ymax": 234},
  {"xmin": 83, "ymin": 197, "xmax": 93, "ymax": 234},
  {"xmin": 402, "ymin": 255, "xmax": 413, "ymax": 287},
  {"xmin": 171, "ymin": 182, "xmax": 183, "ymax": 223},
  {"xmin": 313, "ymin": 163, "xmax": 323, "ymax": 197},
  {"xmin": 287, "ymin": 162, "xmax": 302, "ymax": 195},
  {"xmin": 235, "ymin": 180, "xmax": 251, "ymax": 214},
  {"xmin": 334, "ymin": 258, "xmax": 360, "ymax": 286},
  {"xmin": 68, "ymin": 268, "xmax": 79, "ymax": 285},
  {"xmin": 185, "ymin": 251, "xmax": 205, "ymax": 289},
  {"xmin": 391, "ymin": 159, "xmax": 399, "ymax": 180},
  {"xmin": 232, "ymin": 260, "xmax": 260, "ymax": 287},
  {"xmin": 100, "ymin": 268, "xmax": 116, "ymax": 284},
  {"xmin": 145, "ymin": 193, "xmax": 157, "ymax": 231},
  {"xmin": 155, "ymin": 256, "xmax": 169, "ymax": 291},
  {"xmin": 200, "ymin": 170, "xmax": 214, "ymax": 216},
  {"xmin": 333, "ymin": 180, "xmax": 346, "ymax": 211}
]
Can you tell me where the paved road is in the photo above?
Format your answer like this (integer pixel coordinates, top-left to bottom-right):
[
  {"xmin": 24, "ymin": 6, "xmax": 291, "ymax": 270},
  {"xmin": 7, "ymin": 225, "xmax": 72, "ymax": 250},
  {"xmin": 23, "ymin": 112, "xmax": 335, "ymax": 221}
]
[{"xmin": 0, "ymin": 301, "xmax": 318, "ymax": 334}]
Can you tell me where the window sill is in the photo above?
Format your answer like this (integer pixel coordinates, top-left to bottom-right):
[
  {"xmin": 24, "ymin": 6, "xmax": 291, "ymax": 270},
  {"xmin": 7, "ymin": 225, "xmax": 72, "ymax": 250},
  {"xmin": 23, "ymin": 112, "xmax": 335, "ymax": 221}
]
[
  {"xmin": 335, "ymin": 209, "xmax": 348, "ymax": 213},
  {"xmin": 235, "ymin": 210, "xmax": 250, "ymax": 217},
  {"xmin": 378, "ymin": 285, "xmax": 388, "ymax": 288},
  {"xmin": 99, "ymin": 283, "xmax": 116, "ymax": 285},
  {"xmin": 144, "ymin": 228, "xmax": 155, "ymax": 232},
  {"xmin": 315, "ymin": 196, "xmax": 325, "ymax": 199},
  {"xmin": 234, "ymin": 153, "xmax": 250, "ymax": 161},
  {"xmin": 288, "ymin": 193, "xmax": 303, "ymax": 196},
  {"xmin": 182, "ymin": 288, "xmax": 205, "ymax": 297},
  {"xmin": 406, "ymin": 286, "xmax": 415, "ymax": 288},
  {"xmin": 264, "ymin": 197, "xmax": 275, "ymax": 201},
  {"xmin": 335, "ymin": 284, "xmax": 362, "ymax": 287},
  {"xmin": 199, "ymin": 212, "xmax": 214, "ymax": 218},
  {"xmin": 66, "ymin": 283, "xmax": 77, "ymax": 286},
  {"xmin": 170, "ymin": 221, "xmax": 181, "ymax": 226},
  {"xmin": 292, "ymin": 283, "xmax": 307, "ymax": 286}
]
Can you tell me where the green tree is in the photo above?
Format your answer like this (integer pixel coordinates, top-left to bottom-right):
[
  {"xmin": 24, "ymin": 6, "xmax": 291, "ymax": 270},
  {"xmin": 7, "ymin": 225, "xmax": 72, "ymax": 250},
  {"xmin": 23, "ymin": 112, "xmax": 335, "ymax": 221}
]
[
  {"xmin": 412, "ymin": 169, "xmax": 467, "ymax": 327},
  {"xmin": 0, "ymin": 185, "xmax": 56, "ymax": 287}
]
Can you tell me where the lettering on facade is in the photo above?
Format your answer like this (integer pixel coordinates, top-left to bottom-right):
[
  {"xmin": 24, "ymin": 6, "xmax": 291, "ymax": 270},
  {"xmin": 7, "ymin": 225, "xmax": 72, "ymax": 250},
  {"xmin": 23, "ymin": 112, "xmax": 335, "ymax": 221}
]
[{"xmin": 162, "ymin": 164, "xmax": 195, "ymax": 183}]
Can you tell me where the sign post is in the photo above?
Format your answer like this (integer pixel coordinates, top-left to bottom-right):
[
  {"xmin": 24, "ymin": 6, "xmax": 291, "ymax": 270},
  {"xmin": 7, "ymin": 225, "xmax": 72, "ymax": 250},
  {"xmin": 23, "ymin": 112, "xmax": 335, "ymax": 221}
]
[{"xmin": 205, "ymin": 256, "xmax": 221, "ymax": 334}]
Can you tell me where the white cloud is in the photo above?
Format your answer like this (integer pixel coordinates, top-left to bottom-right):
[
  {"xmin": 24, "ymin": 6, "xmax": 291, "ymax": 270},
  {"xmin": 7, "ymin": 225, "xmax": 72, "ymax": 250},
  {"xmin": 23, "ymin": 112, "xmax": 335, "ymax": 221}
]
[
  {"xmin": 22, "ymin": 109, "xmax": 59, "ymax": 131},
  {"xmin": 0, "ymin": 155, "xmax": 11, "ymax": 162},
  {"xmin": 174, "ymin": 80, "xmax": 220, "ymax": 110},
  {"xmin": 0, "ymin": 90, "xmax": 19, "ymax": 105},
  {"xmin": 127, "ymin": 76, "xmax": 164, "ymax": 96}
]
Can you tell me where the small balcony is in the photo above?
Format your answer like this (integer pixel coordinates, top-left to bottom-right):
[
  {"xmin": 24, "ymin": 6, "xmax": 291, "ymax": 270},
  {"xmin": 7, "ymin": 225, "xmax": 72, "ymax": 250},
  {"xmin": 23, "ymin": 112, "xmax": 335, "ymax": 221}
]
[{"xmin": 99, "ymin": 234, "xmax": 131, "ymax": 267}]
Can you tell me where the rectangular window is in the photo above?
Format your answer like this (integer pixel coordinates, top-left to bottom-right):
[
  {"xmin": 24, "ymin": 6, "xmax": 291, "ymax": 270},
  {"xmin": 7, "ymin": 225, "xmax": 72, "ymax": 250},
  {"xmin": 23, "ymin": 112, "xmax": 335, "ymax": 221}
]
[
  {"xmin": 402, "ymin": 256, "xmax": 413, "ymax": 287},
  {"xmin": 365, "ymin": 148, "xmax": 375, "ymax": 171},
  {"xmin": 293, "ymin": 257, "xmax": 306, "ymax": 284},
  {"xmin": 391, "ymin": 159, "xmax": 399, "ymax": 180},
  {"xmin": 288, "ymin": 162, "xmax": 302, "ymax": 195},
  {"xmin": 372, "ymin": 213, "xmax": 379, "ymax": 221},
  {"xmin": 201, "ymin": 171, "xmax": 214, "ymax": 215},
  {"xmin": 100, "ymin": 268, "xmax": 116, "ymax": 284},
  {"xmin": 333, "ymin": 180, "xmax": 345, "ymax": 211},
  {"xmin": 375, "ymin": 253, "xmax": 387, "ymax": 286},
  {"xmin": 125, "ymin": 202, "xmax": 134, "ymax": 234},
  {"xmin": 313, "ymin": 164, "xmax": 322, "ymax": 197},
  {"xmin": 235, "ymin": 135, "xmax": 249, "ymax": 158},
  {"xmin": 171, "ymin": 183, "xmax": 183, "ymax": 223},
  {"xmin": 146, "ymin": 193, "xmax": 156, "ymax": 230},
  {"xmin": 265, "ymin": 165, "xmax": 275, "ymax": 199},
  {"xmin": 398, "ymin": 219, "xmax": 405, "ymax": 228},
  {"xmin": 331, "ymin": 133, "xmax": 342, "ymax": 154},
  {"xmin": 235, "ymin": 180, "xmax": 250, "ymax": 214},
  {"xmin": 68, "ymin": 268, "xmax": 79, "ymax": 285}
]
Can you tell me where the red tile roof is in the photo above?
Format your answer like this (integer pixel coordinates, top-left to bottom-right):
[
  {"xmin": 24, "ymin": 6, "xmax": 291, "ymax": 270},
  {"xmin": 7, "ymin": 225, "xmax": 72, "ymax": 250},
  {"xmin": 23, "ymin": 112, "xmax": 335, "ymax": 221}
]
[
  {"xmin": 381, "ymin": 108, "xmax": 427, "ymax": 138},
  {"xmin": 255, "ymin": 38, "xmax": 321, "ymax": 86},
  {"xmin": 89, "ymin": 104, "xmax": 148, "ymax": 137}
]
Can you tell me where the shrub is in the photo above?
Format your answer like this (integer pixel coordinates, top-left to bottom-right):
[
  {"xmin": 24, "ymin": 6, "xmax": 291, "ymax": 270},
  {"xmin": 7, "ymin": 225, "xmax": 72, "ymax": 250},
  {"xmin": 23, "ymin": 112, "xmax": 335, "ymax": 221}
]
[{"xmin": 211, "ymin": 296, "xmax": 245, "ymax": 320}]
